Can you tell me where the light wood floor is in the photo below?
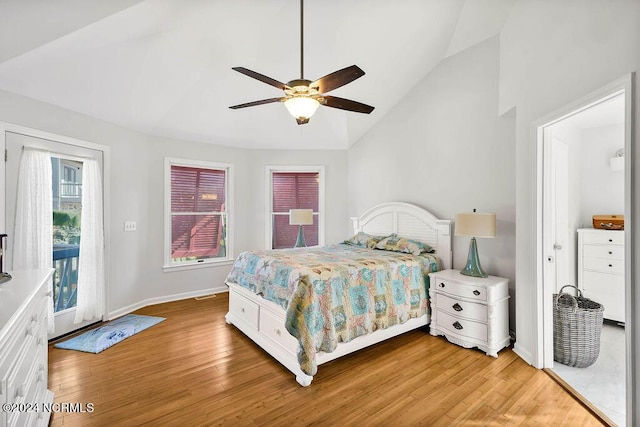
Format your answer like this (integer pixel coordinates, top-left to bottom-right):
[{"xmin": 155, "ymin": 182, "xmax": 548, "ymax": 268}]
[{"xmin": 48, "ymin": 293, "xmax": 603, "ymax": 426}]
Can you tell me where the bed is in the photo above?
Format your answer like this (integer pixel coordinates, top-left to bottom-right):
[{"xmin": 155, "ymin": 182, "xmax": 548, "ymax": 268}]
[{"xmin": 224, "ymin": 202, "xmax": 452, "ymax": 386}]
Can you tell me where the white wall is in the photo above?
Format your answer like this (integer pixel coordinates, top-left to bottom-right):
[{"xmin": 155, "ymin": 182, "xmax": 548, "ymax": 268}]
[
  {"xmin": 498, "ymin": 0, "xmax": 640, "ymax": 372},
  {"xmin": 0, "ymin": 89, "xmax": 349, "ymax": 318},
  {"xmin": 348, "ymin": 36, "xmax": 517, "ymax": 330},
  {"xmin": 579, "ymin": 124, "xmax": 625, "ymax": 226}
]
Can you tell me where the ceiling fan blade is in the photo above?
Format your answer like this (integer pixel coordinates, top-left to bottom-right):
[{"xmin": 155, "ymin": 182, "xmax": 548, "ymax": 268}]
[
  {"xmin": 310, "ymin": 65, "xmax": 365, "ymax": 94},
  {"xmin": 232, "ymin": 67, "xmax": 288, "ymax": 90},
  {"xmin": 229, "ymin": 97, "xmax": 284, "ymax": 109},
  {"xmin": 323, "ymin": 96, "xmax": 375, "ymax": 114}
]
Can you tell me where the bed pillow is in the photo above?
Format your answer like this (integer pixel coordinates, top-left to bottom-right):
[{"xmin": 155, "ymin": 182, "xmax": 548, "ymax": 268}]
[
  {"xmin": 375, "ymin": 234, "xmax": 435, "ymax": 255},
  {"xmin": 343, "ymin": 232, "xmax": 388, "ymax": 249}
]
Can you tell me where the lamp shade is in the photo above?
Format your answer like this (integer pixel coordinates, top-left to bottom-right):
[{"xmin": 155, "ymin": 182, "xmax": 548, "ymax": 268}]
[
  {"xmin": 455, "ymin": 211, "xmax": 496, "ymax": 238},
  {"xmin": 289, "ymin": 209, "xmax": 314, "ymax": 225}
]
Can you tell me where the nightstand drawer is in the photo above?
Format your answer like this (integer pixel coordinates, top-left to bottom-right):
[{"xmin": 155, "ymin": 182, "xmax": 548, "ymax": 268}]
[
  {"xmin": 435, "ymin": 294, "xmax": 487, "ymax": 323},
  {"xmin": 432, "ymin": 279, "xmax": 486, "ymax": 302},
  {"xmin": 436, "ymin": 311, "xmax": 488, "ymax": 342}
]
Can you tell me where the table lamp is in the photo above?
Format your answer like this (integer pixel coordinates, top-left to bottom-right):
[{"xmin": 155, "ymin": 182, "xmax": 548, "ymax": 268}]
[
  {"xmin": 289, "ymin": 209, "xmax": 314, "ymax": 248},
  {"xmin": 455, "ymin": 210, "xmax": 496, "ymax": 278}
]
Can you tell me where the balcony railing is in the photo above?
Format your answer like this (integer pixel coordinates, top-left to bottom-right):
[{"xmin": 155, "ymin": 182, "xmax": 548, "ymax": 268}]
[
  {"xmin": 53, "ymin": 243, "xmax": 79, "ymax": 312},
  {"xmin": 60, "ymin": 182, "xmax": 82, "ymax": 198}
]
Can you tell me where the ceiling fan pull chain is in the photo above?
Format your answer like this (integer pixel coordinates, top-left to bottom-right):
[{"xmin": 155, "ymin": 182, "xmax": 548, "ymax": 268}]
[{"xmin": 300, "ymin": 0, "xmax": 304, "ymax": 79}]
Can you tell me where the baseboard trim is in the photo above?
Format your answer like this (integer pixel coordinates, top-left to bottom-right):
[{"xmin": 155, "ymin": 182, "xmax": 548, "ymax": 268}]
[
  {"xmin": 107, "ymin": 286, "xmax": 228, "ymax": 320},
  {"xmin": 543, "ymin": 368, "xmax": 616, "ymax": 426},
  {"xmin": 512, "ymin": 342, "xmax": 533, "ymax": 365}
]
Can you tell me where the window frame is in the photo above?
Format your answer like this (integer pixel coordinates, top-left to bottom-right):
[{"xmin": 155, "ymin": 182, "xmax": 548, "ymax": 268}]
[
  {"xmin": 164, "ymin": 157, "xmax": 234, "ymax": 271},
  {"xmin": 265, "ymin": 165, "xmax": 325, "ymax": 249}
]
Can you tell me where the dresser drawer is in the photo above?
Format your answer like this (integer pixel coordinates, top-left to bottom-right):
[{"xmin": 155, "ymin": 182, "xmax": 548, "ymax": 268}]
[
  {"xmin": 582, "ymin": 271, "xmax": 624, "ymax": 322},
  {"xmin": 435, "ymin": 294, "xmax": 487, "ymax": 323},
  {"xmin": 432, "ymin": 278, "xmax": 486, "ymax": 302},
  {"xmin": 260, "ymin": 309, "xmax": 298, "ymax": 355},
  {"xmin": 583, "ymin": 244, "xmax": 624, "ymax": 261},
  {"xmin": 582, "ymin": 230, "xmax": 623, "ymax": 245},
  {"xmin": 436, "ymin": 311, "xmax": 488, "ymax": 342},
  {"xmin": 229, "ymin": 291, "xmax": 259, "ymax": 330},
  {"xmin": 582, "ymin": 257, "xmax": 624, "ymax": 275}
]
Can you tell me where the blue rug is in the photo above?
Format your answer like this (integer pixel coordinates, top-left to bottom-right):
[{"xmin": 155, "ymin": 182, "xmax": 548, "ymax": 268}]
[{"xmin": 54, "ymin": 314, "xmax": 165, "ymax": 354}]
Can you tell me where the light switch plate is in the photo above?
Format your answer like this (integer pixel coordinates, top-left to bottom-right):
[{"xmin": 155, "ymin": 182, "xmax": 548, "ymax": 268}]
[{"xmin": 124, "ymin": 221, "xmax": 137, "ymax": 232}]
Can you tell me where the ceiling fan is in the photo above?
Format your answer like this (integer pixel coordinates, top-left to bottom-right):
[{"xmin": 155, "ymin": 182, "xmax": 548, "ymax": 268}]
[{"xmin": 229, "ymin": 0, "xmax": 374, "ymax": 125}]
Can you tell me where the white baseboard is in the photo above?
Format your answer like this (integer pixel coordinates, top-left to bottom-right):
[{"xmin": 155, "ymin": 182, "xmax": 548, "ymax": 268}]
[
  {"xmin": 107, "ymin": 285, "xmax": 228, "ymax": 320},
  {"xmin": 512, "ymin": 342, "xmax": 533, "ymax": 366}
]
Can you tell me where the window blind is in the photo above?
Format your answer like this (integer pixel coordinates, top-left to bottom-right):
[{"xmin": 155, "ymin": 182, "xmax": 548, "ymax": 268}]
[
  {"xmin": 272, "ymin": 172, "xmax": 319, "ymax": 249},
  {"xmin": 171, "ymin": 166, "xmax": 226, "ymax": 260}
]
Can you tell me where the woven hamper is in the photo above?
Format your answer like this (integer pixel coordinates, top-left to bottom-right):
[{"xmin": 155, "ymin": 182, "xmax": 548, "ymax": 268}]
[{"xmin": 553, "ymin": 285, "xmax": 604, "ymax": 368}]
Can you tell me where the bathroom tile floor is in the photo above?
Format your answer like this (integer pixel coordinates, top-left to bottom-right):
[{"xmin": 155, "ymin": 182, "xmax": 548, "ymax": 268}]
[{"xmin": 552, "ymin": 323, "xmax": 625, "ymax": 426}]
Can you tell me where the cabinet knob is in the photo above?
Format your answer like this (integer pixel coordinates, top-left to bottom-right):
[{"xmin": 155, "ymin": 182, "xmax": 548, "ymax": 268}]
[
  {"xmin": 609, "ymin": 251, "xmax": 613, "ymax": 255},
  {"xmin": 453, "ymin": 321, "xmax": 463, "ymax": 330},
  {"xmin": 452, "ymin": 303, "xmax": 463, "ymax": 312},
  {"xmin": 609, "ymin": 264, "xmax": 613, "ymax": 268},
  {"xmin": 275, "ymin": 329, "xmax": 281, "ymax": 336},
  {"xmin": 439, "ymin": 282, "xmax": 445, "ymax": 288},
  {"xmin": 609, "ymin": 239, "xmax": 613, "ymax": 242},
  {"xmin": 473, "ymin": 290, "xmax": 481, "ymax": 296},
  {"xmin": 240, "ymin": 307, "xmax": 245, "ymax": 313}
]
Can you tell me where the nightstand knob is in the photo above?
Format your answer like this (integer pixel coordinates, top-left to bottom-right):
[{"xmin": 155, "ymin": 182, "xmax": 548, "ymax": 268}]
[
  {"xmin": 473, "ymin": 290, "xmax": 481, "ymax": 296},
  {"xmin": 452, "ymin": 303, "xmax": 463, "ymax": 312},
  {"xmin": 609, "ymin": 251, "xmax": 613, "ymax": 255},
  {"xmin": 609, "ymin": 264, "xmax": 613, "ymax": 268},
  {"xmin": 609, "ymin": 239, "xmax": 613, "ymax": 242},
  {"xmin": 439, "ymin": 282, "xmax": 445, "ymax": 288},
  {"xmin": 453, "ymin": 321, "xmax": 463, "ymax": 330}
]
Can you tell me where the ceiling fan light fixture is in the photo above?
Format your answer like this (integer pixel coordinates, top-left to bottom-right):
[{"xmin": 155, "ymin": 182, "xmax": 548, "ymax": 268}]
[{"xmin": 284, "ymin": 96, "xmax": 320, "ymax": 121}]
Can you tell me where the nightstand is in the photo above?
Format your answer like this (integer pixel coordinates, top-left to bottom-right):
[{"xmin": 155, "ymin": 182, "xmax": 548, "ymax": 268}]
[{"xmin": 428, "ymin": 269, "xmax": 510, "ymax": 357}]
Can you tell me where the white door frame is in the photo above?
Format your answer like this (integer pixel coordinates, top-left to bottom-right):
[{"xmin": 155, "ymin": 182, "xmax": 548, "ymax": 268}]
[
  {"xmin": 533, "ymin": 73, "xmax": 634, "ymax": 421},
  {"xmin": 0, "ymin": 122, "xmax": 111, "ymax": 335}
]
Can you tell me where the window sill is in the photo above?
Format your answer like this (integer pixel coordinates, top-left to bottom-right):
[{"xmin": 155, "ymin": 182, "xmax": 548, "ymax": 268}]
[{"xmin": 163, "ymin": 259, "xmax": 235, "ymax": 273}]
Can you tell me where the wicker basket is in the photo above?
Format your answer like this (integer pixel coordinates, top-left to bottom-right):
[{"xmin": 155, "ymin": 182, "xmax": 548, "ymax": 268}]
[{"xmin": 553, "ymin": 285, "xmax": 604, "ymax": 368}]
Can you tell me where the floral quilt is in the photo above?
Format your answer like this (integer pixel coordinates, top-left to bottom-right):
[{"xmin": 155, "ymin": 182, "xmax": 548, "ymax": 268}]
[{"xmin": 225, "ymin": 244, "xmax": 441, "ymax": 376}]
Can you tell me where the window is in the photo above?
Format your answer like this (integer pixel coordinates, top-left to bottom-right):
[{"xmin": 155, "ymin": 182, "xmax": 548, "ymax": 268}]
[
  {"xmin": 165, "ymin": 158, "xmax": 233, "ymax": 269},
  {"xmin": 267, "ymin": 166, "xmax": 324, "ymax": 249}
]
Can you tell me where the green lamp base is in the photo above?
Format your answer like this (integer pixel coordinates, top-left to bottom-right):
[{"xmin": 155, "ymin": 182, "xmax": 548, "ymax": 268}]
[
  {"xmin": 460, "ymin": 237, "xmax": 488, "ymax": 278},
  {"xmin": 294, "ymin": 225, "xmax": 307, "ymax": 248}
]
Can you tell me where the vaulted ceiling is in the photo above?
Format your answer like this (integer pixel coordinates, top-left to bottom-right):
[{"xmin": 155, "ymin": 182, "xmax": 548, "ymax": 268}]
[{"xmin": 0, "ymin": 0, "xmax": 515, "ymax": 149}]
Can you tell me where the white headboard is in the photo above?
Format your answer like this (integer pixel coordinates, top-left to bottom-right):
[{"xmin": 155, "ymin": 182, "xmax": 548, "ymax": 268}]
[{"xmin": 351, "ymin": 202, "xmax": 452, "ymax": 269}]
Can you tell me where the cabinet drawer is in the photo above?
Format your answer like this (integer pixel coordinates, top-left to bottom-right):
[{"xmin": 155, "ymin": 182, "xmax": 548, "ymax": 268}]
[
  {"xmin": 436, "ymin": 311, "xmax": 488, "ymax": 342},
  {"xmin": 228, "ymin": 291, "xmax": 259, "ymax": 330},
  {"xmin": 583, "ymin": 257, "xmax": 624, "ymax": 275},
  {"xmin": 259, "ymin": 309, "xmax": 298, "ymax": 355},
  {"xmin": 435, "ymin": 294, "xmax": 487, "ymax": 323},
  {"xmin": 582, "ymin": 230, "xmax": 623, "ymax": 245},
  {"xmin": 582, "ymin": 271, "xmax": 624, "ymax": 322},
  {"xmin": 6, "ymin": 334, "xmax": 39, "ymax": 408},
  {"xmin": 432, "ymin": 279, "xmax": 486, "ymax": 302},
  {"xmin": 583, "ymin": 244, "xmax": 624, "ymax": 261}
]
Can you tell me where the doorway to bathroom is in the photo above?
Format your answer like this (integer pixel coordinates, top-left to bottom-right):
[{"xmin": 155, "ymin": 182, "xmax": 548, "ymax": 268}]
[{"xmin": 538, "ymin": 80, "xmax": 630, "ymax": 426}]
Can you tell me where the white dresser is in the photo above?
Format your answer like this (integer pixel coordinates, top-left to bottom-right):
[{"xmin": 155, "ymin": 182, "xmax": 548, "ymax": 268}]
[
  {"xmin": 577, "ymin": 228, "xmax": 625, "ymax": 323},
  {"xmin": 0, "ymin": 269, "xmax": 55, "ymax": 427},
  {"xmin": 428, "ymin": 269, "xmax": 510, "ymax": 357}
]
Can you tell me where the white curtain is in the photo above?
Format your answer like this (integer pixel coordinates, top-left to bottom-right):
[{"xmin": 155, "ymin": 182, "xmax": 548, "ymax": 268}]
[
  {"xmin": 12, "ymin": 148, "xmax": 54, "ymax": 331},
  {"xmin": 74, "ymin": 158, "xmax": 105, "ymax": 323}
]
